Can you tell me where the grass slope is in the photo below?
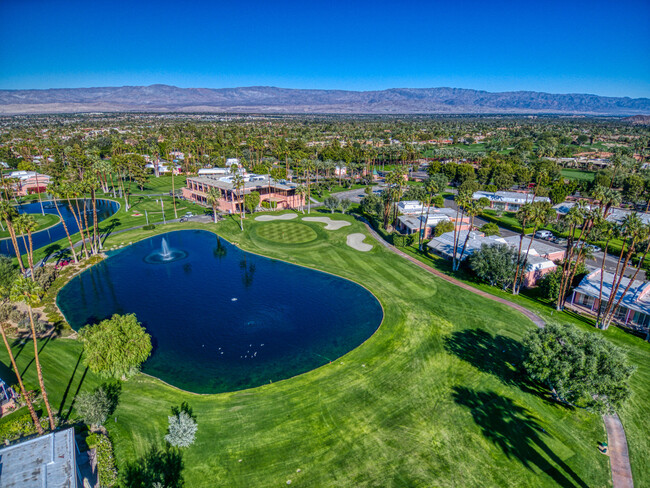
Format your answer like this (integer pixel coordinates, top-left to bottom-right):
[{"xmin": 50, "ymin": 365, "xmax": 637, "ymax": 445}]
[
  {"xmin": 0, "ymin": 213, "xmax": 60, "ymax": 239},
  {"xmin": 4, "ymin": 211, "xmax": 648, "ymax": 486}
]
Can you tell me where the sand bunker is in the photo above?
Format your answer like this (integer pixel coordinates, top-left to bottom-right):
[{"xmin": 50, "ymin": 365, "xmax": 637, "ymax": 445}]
[
  {"xmin": 346, "ymin": 233, "xmax": 373, "ymax": 252},
  {"xmin": 302, "ymin": 217, "xmax": 351, "ymax": 230},
  {"xmin": 255, "ymin": 214, "xmax": 298, "ymax": 222}
]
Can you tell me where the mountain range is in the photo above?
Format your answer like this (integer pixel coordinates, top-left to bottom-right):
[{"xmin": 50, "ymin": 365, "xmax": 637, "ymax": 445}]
[{"xmin": 0, "ymin": 85, "xmax": 648, "ymax": 115}]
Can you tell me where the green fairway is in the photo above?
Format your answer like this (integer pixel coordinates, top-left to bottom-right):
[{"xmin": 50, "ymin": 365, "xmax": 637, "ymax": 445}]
[
  {"xmin": 0, "ymin": 212, "xmax": 60, "ymax": 239},
  {"xmin": 2, "ymin": 211, "xmax": 648, "ymax": 486},
  {"xmin": 561, "ymin": 169, "xmax": 596, "ymax": 182}
]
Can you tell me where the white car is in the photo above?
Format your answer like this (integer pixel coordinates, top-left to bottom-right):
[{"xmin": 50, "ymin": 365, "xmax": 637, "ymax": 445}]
[{"xmin": 535, "ymin": 230, "xmax": 553, "ymax": 239}]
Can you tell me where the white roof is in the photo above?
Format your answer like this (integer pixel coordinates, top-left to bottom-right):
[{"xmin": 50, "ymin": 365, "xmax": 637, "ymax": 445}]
[{"xmin": 473, "ymin": 191, "xmax": 550, "ymax": 205}]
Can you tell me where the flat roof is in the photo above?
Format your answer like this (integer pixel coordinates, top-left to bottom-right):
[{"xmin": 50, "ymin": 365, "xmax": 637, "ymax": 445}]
[{"xmin": 0, "ymin": 427, "xmax": 78, "ymax": 488}]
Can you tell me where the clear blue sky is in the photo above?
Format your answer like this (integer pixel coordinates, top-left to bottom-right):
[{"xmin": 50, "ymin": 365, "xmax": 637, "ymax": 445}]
[{"xmin": 1, "ymin": 0, "xmax": 648, "ymax": 97}]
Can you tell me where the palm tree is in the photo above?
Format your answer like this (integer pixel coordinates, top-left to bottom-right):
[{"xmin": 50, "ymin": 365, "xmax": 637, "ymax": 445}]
[
  {"xmin": 0, "ymin": 285, "xmax": 43, "ymax": 434},
  {"xmin": 10, "ymin": 277, "xmax": 55, "ymax": 430},
  {"xmin": 455, "ymin": 197, "xmax": 490, "ymax": 271},
  {"xmin": 599, "ymin": 215, "xmax": 646, "ymax": 329},
  {"xmin": 0, "ymin": 201, "xmax": 25, "ymax": 274},
  {"xmin": 232, "ymin": 174, "xmax": 245, "ymax": 231},
  {"xmin": 511, "ymin": 203, "xmax": 533, "ymax": 293},
  {"xmin": 295, "ymin": 185, "xmax": 306, "ymax": 213},
  {"xmin": 49, "ymin": 183, "xmax": 78, "ymax": 263},
  {"xmin": 206, "ymin": 187, "xmax": 221, "ymax": 223},
  {"xmin": 594, "ymin": 218, "xmax": 617, "ymax": 324},
  {"xmin": 15, "ymin": 214, "xmax": 38, "ymax": 280},
  {"xmin": 514, "ymin": 201, "xmax": 553, "ymax": 294}
]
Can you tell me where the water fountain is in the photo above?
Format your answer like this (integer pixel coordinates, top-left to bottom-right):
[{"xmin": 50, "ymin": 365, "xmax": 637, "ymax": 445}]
[
  {"xmin": 161, "ymin": 238, "xmax": 172, "ymax": 260},
  {"xmin": 144, "ymin": 236, "xmax": 188, "ymax": 263}
]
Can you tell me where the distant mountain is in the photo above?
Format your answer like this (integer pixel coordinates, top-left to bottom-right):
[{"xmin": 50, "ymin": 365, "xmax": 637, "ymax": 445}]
[
  {"xmin": 0, "ymin": 85, "xmax": 648, "ymax": 115},
  {"xmin": 622, "ymin": 115, "xmax": 650, "ymax": 125}
]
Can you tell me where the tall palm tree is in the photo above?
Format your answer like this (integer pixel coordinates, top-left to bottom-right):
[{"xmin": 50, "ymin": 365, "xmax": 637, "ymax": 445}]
[
  {"xmin": 49, "ymin": 183, "xmax": 79, "ymax": 264},
  {"xmin": 511, "ymin": 203, "xmax": 532, "ymax": 294},
  {"xmin": 0, "ymin": 201, "xmax": 25, "ymax": 274},
  {"xmin": 232, "ymin": 174, "xmax": 245, "ymax": 231},
  {"xmin": 0, "ymin": 284, "xmax": 43, "ymax": 434},
  {"xmin": 295, "ymin": 185, "xmax": 306, "ymax": 213},
  {"xmin": 514, "ymin": 201, "xmax": 553, "ymax": 294},
  {"xmin": 15, "ymin": 214, "xmax": 38, "ymax": 280},
  {"xmin": 206, "ymin": 187, "xmax": 221, "ymax": 223},
  {"xmin": 598, "ymin": 215, "xmax": 645, "ymax": 329},
  {"xmin": 455, "ymin": 197, "xmax": 490, "ymax": 271},
  {"xmin": 10, "ymin": 277, "xmax": 55, "ymax": 430}
]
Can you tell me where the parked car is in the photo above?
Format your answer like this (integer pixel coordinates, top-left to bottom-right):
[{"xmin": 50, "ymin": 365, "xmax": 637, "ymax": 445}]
[
  {"xmin": 180, "ymin": 217, "xmax": 188, "ymax": 222},
  {"xmin": 535, "ymin": 230, "xmax": 553, "ymax": 239},
  {"xmin": 554, "ymin": 238, "xmax": 568, "ymax": 246},
  {"xmin": 185, "ymin": 212, "xmax": 194, "ymax": 218}
]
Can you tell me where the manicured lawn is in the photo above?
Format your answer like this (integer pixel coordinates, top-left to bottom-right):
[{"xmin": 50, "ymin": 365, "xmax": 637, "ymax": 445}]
[
  {"xmin": 131, "ymin": 175, "xmax": 188, "ymax": 194},
  {"xmin": 2, "ymin": 211, "xmax": 648, "ymax": 486},
  {"xmin": 561, "ymin": 169, "xmax": 596, "ymax": 182},
  {"xmin": 0, "ymin": 212, "xmax": 60, "ymax": 239}
]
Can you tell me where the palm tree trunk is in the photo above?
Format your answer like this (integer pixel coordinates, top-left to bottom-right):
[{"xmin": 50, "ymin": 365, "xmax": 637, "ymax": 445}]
[
  {"xmin": 74, "ymin": 199, "xmax": 90, "ymax": 258},
  {"xmin": 27, "ymin": 231, "xmax": 35, "ymax": 281},
  {"xmin": 515, "ymin": 227, "xmax": 538, "ymax": 294},
  {"xmin": 69, "ymin": 197, "xmax": 89, "ymax": 259},
  {"xmin": 7, "ymin": 222, "xmax": 25, "ymax": 274},
  {"xmin": 602, "ymin": 241, "xmax": 645, "ymax": 329},
  {"xmin": 27, "ymin": 307, "xmax": 55, "ymax": 430},
  {"xmin": 511, "ymin": 220, "xmax": 527, "ymax": 294},
  {"xmin": 92, "ymin": 190, "xmax": 100, "ymax": 251},
  {"xmin": 601, "ymin": 241, "xmax": 637, "ymax": 327},
  {"xmin": 0, "ymin": 323, "xmax": 43, "ymax": 434},
  {"xmin": 171, "ymin": 171, "xmax": 178, "ymax": 219},
  {"xmin": 596, "ymin": 237, "xmax": 611, "ymax": 323},
  {"xmin": 82, "ymin": 199, "xmax": 93, "ymax": 254},
  {"xmin": 53, "ymin": 196, "xmax": 78, "ymax": 263}
]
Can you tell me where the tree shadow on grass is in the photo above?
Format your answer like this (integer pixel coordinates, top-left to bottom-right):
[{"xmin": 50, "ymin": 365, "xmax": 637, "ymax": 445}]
[
  {"xmin": 64, "ymin": 365, "xmax": 89, "ymax": 421},
  {"xmin": 100, "ymin": 218, "xmax": 123, "ymax": 247},
  {"xmin": 57, "ymin": 348, "xmax": 84, "ymax": 417},
  {"xmin": 19, "ymin": 333, "xmax": 54, "ymax": 378},
  {"xmin": 453, "ymin": 386, "xmax": 588, "ymax": 488},
  {"xmin": 443, "ymin": 329, "xmax": 550, "ymax": 401},
  {"xmin": 122, "ymin": 444, "xmax": 184, "ymax": 488}
]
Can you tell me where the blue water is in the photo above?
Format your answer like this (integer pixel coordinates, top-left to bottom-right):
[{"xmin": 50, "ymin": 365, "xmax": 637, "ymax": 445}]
[
  {"xmin": 0, "ymin": 199, "xmax": 120, "ymax": 256},
  {"xmin": 57, "ymin": 230, "xmax": 383, "ymax": 393}
]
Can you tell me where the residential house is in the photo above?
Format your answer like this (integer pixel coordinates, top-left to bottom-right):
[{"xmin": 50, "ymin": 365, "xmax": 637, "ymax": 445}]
[
  {"xmin": 473, "ymin": 191, "xmax": 551, "ymax": 212},
  {"xmin": 427, "ymin": 231, "xmax": 563, "ymax": 286},
  {"xmin": 396, "ymin": 207, "xmax": 471, "ymax": 239},
  {"xmin": 569, "ymin": 269, "xmax": 650, "ymax": 332}
]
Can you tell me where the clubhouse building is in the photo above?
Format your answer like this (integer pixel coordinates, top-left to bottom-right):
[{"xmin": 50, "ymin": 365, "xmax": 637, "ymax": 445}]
[{"xmin": 183, "ymin": 174, "xmax": 304, "ymax": 213}]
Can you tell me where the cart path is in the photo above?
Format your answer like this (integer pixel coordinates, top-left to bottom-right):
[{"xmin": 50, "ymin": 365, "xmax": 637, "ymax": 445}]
[
  {"xmin": 361, "ymin": 219, "xmax": 634, "ymax": 488},
  {"xmin": 603, "ymin": 414, "xmax": 634, "ymax": 488}
]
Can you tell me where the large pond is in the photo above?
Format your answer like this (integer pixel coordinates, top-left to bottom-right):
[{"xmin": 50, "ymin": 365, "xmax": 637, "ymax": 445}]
[
  {"xmin": 0, "ymin": 199, "xmax": 120, "ymax": 256},
  {"xmin": 57, "ymin": 230, "xmax": 383, "ymax": 393}
]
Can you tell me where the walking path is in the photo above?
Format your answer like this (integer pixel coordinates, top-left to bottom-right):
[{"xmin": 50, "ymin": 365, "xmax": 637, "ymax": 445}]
[
  {"xmin": 603, "ymin": 414, "xmax": 634, "ymax": 488},
  {"xmin": 360, "ymin": 219, "xmax": 633, "ymax": 488}
]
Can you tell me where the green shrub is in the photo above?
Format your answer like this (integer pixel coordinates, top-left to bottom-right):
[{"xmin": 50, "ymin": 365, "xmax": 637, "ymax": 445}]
[
  {"xmin": 86, "ymin": 433, "xmax": 118, "ymax": 487},
  {"xmin": 480, "ymin": 223, "xmax": 501, "ymax": 236},
  {"xmin": 434, "ymin": 220, "xmax": 455, "ymax": 237},
  {"xmin": 0, "ymin": 413, "xmax": 48, "ymax": 443},
  {"xmin": 142, "ymin": 224, "xmax": 156, "ymax": 230},
  {"xmin": 393, "ymin": 233, "xmax": 417, "ymax": 248}
]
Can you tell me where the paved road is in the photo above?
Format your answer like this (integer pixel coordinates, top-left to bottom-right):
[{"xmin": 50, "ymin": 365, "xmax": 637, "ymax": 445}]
[{"xmin": 359, "ymin": 216, "xmax": 634, "ymax": 488}]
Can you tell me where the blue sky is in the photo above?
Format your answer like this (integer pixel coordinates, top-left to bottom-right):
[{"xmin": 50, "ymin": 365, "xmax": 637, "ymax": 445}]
[{"xmin": 1, "ymin": 0, "xmax": 648, "ymax": 97}]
